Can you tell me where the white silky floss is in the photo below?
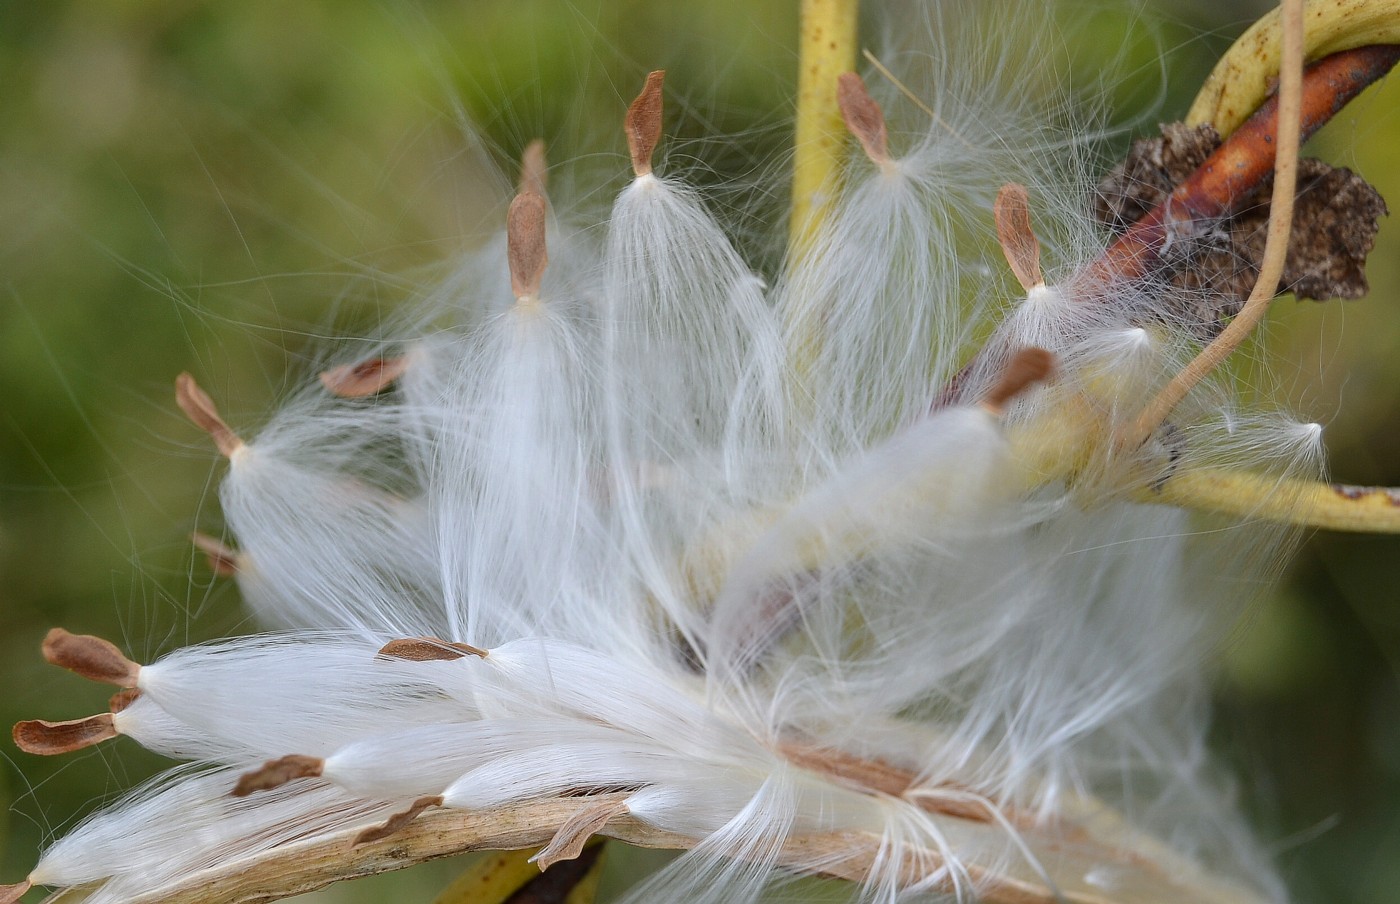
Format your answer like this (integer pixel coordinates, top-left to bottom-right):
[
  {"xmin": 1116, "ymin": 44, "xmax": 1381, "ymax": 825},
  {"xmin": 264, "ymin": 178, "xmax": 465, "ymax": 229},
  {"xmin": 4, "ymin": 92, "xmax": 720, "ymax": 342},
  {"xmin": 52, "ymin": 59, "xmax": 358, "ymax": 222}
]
[{"xmin": 10, "ymin": 3, "xmax": 1331, "ymax": 903}]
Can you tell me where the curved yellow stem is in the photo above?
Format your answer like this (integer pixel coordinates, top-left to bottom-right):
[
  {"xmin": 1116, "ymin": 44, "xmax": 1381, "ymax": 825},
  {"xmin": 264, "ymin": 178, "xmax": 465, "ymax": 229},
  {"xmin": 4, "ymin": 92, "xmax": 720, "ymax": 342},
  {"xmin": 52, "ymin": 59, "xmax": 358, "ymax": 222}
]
[
  {"xmin": 1120, "ymin": 0, "xmax": 1304, "ymax": 452},
  {"xmin": 1187, "ymin": 0, "xmax": 1400, "ymax": 135}
]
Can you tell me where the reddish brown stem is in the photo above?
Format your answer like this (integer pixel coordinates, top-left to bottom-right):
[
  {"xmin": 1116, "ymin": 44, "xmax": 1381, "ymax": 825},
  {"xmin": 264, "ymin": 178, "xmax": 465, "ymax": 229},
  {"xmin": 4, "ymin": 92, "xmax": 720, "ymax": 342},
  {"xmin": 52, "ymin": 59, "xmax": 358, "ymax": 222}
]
[
  {"xmin": 1089, "ymin": 44, "xmax": 1400, "ymax": 287},
  {"xmin": 937, "ymin": 44, "xmax": 1400, "ymax": 411}
]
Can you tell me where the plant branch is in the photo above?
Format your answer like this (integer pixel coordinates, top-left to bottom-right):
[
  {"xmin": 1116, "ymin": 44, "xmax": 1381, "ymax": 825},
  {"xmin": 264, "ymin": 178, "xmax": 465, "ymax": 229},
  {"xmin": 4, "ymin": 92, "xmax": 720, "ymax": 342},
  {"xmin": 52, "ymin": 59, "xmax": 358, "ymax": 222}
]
[
  {"xmin": 1118, "ymin": 0, "xmax": 1306, "ymax": 449},
  {"xmin": 788, "ymin": 0, "xmax": 860, "ymax": 256},
  {"xmin": 1055, "ymin": 43, "xmax": 1400, "ymax": 533},
  {"xmin": 1138, "ymin": 468, "xmax": 1400, "ymax": 532},
  {"xmin": 1087, "ymin": 43, "xmax": 1400, "ymax": 289},
  {"xmin": 50, "ymin": 790, "xmax": 1263, "ymax": 904},
  {"xmin": 1188, "ymin": 0, "xmax": 1400, "ymax": 136}
]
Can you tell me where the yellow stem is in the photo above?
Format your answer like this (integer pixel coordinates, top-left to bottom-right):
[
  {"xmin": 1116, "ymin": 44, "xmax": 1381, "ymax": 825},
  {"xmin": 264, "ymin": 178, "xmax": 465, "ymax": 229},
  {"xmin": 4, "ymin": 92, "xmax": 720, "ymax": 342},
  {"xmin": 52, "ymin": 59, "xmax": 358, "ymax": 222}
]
[
  {"xmin": 1188, "ymin": 0, "xmax": 1400, "ymax": 136},
  {"xmin": 1121, "ymin": 0, "xmax": 1304, "ymax": 451},
  {"xmin": 1140, "ymin": 468, "xmax": 1400, "ymax": 533},
  {"xmin": 1009, "ymin": 406, "xmax": 1400, "ymax": 534},
  {"xmin": 789, "ymin": 0, "xmax": 860, "ymax": 257}
]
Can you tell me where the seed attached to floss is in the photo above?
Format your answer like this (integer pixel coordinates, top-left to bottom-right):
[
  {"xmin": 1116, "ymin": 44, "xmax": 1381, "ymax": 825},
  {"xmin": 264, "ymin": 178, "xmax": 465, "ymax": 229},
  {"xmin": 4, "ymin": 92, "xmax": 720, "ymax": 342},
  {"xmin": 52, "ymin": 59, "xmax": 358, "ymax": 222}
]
[
  {"xmin": 192, "ymin": 531, "xmax": 243, "ymax": 577},
  {"xmin": 174, "ymin": 372, "xmax": 244, "ymax": 459},
  {"xmin": 533, "ymin": 800, "xmax": 629, "ymax": 869},
  {"xmin": 13, "ymin": 685, "xmax": 146, "ymax": 757},
  {"xmin": 41, "ymin": 628, "xmax": 142, "ymax": 688},
  {"xmin": 626, "ymin": 70, "xmax": 665, "ymax": 178},
  {"xmin": 508, "ymin": 191, "xmax": 549, "ymax": 306},
  {"xmin": 377, "ymin": 637, "xmax": 489, "ymax": 661},
  {"xmin": 232, "ymin": 754, "xmax": 326, "ymax": 797},
  {"xmin": 993, "ymin": 182, "xmax": 1045, "ymax": 293},
  {"xmin": 13, "ymin": 2, "xmax": 1400, "ymax": 902},
  {"xmin": 13, "ymin": 714, "xmax": 118, "ymax": 756},
  {"xmin": 318, "ymin": 356, "xmax": 410, "ymax": 399},
  {"xmin": 352, "ymin": 795, "xmax": 445, "ymax": 847},
  {"xmin": 980, "ymin": 347, "xmax": 1055, "ymax": 417},
  {"xmin": 837, "ymin": 71, "xmax": 890, "ymax": 168}
]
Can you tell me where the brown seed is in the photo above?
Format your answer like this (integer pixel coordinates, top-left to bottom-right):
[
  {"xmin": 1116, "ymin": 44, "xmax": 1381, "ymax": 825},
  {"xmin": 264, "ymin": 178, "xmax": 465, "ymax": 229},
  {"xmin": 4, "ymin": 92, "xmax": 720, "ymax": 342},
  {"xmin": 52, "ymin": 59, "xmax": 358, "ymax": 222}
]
[
  {"xmin": 174, "ymin": 372, "xmax": 244, "ymax": 458},
  {"xmin": 0, "ymin": 880, "xmax": 31, "ymax": 904},
  {"xmin": 41, "ymin": 628, "xmax": 141, "ymax": 687},
  {"xmin": 626, "ymin": 71, "xmax": 665, "ymax": 177},
  {"xmin": 353, "ymin": 795, "xmax": 443, "ymax": 846},
  {"xmin": 981, "ymin": 347, "xmax": 1055, "ymax": 416},
  {"xmin": 13, "ymin": 715, "xmax": 118, "ymax": 755},
  {"xmin": 377, "ymin": 637, "xmax": 488, "ymax": 661},
  {"xmin": 508, "ymin": 192, "xmax": 549, "ymax": 303},
  {"xmin": 993, "ymin": 183, "xmax": 1043, "ymax": 292},
  {"xmin": 192, "ymin": 532, "xmax": 242, "ymax": 577},
  {"xmin": 837, "ymin": 72, "xmax": 889, "ymax": 165},
  {"xmin": 319, "ymin": 356, "xmax": 409, "ymax": 398},
  {"xmin": 534, "ymin": 800, "xmax": 628, "ymax": 870},
  {"xmin": 232, "ymin": 755, "xmax": 325, "ymax": 797}
]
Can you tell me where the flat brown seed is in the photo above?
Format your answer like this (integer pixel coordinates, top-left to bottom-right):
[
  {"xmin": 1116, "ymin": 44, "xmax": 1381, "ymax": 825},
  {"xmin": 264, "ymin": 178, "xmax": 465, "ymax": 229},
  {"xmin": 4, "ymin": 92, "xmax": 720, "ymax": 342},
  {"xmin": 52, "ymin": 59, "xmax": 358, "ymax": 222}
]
[
  {"xmin": 13, "ymin": 715, "xmax": 118, "ymax": 755},
  {"xmin": 232, "ymin": 755, "xmax": 325, "ymax": 797},
  {"xmin": 175, "ymin": 372, "xmax": 243, "ymax": 458},
  {"xmin": 982, "ymin": 347, "xmax": 1055, "ymax": 416},
  {"xmin": 192, "ymin": 531, "xmax": 241, "ymax": 577},
  {"xmin": 994, "ymin": 183, "xmax": 1043, "ymax": 291},
  {"xmin": 0, "ymin": 880, "xmax": 31, "ymax": 904},
  {"xmin": 353, "ymin": 795, "xmax": 443, "ymax": 846},
  {"xmin": 520, "ymin": 139, "xmax": 549, "ymax": 198},
  {"xmin": 533, "ymin": 800, "xmax": 629, "ymax": 870},
  {"xmin": 377, "ymin": 637, "xmax": 488, "ymax": 661},
  {"xmin": 837, "ymin": 72, "xmax": 889, "ymax": 165},
  {"xmin": 42, "ymin": 628, "xmax": 141, "ymax": 687},
  {"xmin": 508, "ymin": 191, "xmax": 549, "ymax": 302},
  {"xmin": 319, "ymin": 356, "xmax": 409, "ymax": 398},
  {"xmin": 626, "ymin": 70, "xmax": 665, "ymax": 177}
]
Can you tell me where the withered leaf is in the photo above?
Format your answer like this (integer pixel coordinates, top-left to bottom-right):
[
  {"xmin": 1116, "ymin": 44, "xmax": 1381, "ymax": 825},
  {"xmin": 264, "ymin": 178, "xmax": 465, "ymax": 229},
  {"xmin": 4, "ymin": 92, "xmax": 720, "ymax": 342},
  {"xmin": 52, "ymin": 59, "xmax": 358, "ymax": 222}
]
[{"xmin": 1094, "ymin": 122, "xmax": 1387, "ymax": 338}]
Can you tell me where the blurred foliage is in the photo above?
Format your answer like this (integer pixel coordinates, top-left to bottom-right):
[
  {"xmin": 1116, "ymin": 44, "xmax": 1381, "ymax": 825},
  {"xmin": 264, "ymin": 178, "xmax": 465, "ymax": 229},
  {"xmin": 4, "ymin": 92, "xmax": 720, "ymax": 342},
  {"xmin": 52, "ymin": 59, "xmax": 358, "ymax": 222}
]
[{"xmin": 1, "ymin": 1, "xmax": 1398, "ymax": 902}]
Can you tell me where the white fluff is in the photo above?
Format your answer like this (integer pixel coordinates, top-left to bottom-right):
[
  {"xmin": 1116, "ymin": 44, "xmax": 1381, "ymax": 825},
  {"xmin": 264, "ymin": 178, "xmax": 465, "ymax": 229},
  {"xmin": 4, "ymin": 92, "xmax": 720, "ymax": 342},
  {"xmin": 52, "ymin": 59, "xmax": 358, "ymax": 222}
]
[
  {"xmin": 16, "ymin": 4, "xmax": 1329, "ymax": 904},
  {"xmin": 136, "ymin": 635, "xmax": 470, "ymax": 756}
]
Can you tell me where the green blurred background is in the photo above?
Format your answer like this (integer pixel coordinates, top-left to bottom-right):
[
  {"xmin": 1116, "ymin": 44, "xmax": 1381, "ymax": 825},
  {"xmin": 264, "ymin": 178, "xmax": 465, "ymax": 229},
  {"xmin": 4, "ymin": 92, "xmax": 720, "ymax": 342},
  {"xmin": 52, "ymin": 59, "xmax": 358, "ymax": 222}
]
[{"xmin": 2, "ymin": 1, "xmax": 1399, "ymax": 901}]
